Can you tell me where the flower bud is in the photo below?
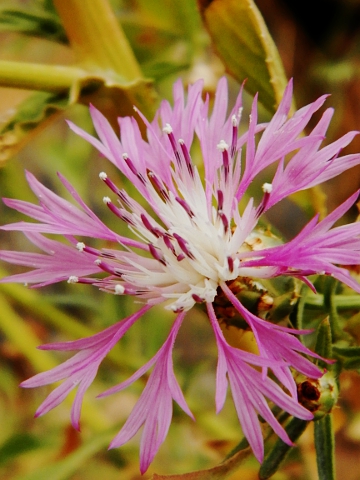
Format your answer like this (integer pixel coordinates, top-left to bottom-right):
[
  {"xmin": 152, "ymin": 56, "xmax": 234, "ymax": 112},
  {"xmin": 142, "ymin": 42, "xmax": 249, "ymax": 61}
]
[{"xmin": 296, "ymin": 371, "xmax": 338, "ymax": 420}]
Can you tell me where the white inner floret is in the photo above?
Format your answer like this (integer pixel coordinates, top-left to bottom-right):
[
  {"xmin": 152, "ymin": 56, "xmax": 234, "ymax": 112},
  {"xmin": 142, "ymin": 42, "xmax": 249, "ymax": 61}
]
[{"xmin": 93, "ymin": 126, "xmax": 270, "ymax": 313}]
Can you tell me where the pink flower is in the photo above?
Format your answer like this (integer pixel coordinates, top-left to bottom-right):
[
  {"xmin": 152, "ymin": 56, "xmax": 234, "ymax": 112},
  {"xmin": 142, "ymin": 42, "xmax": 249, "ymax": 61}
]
[{"xmin": 1, "ymin": 77, "xmax": 360, "ymax": 471}]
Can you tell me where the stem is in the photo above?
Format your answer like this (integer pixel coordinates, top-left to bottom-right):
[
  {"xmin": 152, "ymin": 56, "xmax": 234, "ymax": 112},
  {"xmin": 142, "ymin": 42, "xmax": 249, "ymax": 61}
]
[
  {"xmin": 314, "ymin": 415, "xmax": 336, "ymax": 480},
  {"xmin": 304, "ymin": 293, "xmax": 360, "ymax": 310},
  {"xmin": 53, "ymin": 0, "xmax": 142, "ymax": 81},
  {"xmin": 0, "ymin": 60, "xmax": 88, "ymax": 93}
]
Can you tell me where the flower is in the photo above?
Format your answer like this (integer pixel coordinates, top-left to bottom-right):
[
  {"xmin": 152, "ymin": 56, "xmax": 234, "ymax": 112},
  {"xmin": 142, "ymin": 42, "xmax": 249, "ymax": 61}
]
[{"xmin": 1, "ymin": 77, "xmax": 360, "ymax": 472}]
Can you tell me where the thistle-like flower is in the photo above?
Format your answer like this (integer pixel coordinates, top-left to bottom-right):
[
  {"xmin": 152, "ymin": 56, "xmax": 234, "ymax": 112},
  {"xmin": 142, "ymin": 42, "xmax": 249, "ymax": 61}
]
[{"xmin": 1, "ymin": 78, "xmax": 360, "ymax": 473}]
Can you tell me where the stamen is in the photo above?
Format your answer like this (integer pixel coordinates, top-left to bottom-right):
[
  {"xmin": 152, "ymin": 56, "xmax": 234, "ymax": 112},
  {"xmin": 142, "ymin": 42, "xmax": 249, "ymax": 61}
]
[
  {"xmin": 192, "ymin": 294, "xmax": 204, "ymax": 303},
  {"xmin": 163, "ymin": 234, "xmax": 177, "ymax": 256},
  {"xmin": 163, "ymin": 123, "xmax": 182, "ymax": 166},
  {"xmin": 218, "ymin": 210, "xmax": 229, "ymax": 234},
  {"xmin": 178, "ymin": 139, "xmax": 195, "ymax": 178},
  {"xmin": 149, "ymin": 243, "xmax": 167, "ymax": 266},
  {"xmin": 68, "ymin": 276, "xmax": 97, "ymax": 285},
  {"xmin": 262, "ymin": 183, "xmax": 273, "ymax": 194},
  {"xmin": 76, "ymin": 242, "xmax": 85, "ymax": 252},
  {"xmin": 117, "ymin": 190, "xmax": 131, "ymax": 208},
  {"xmin": 230, "ymin": 115, "xmax": 238, "ymax": 158},
  {"xmin": 122, "ymin": 154, "xmax": 146, "ymax": 184},
  {"xmin": 227, "ymin": 256, "xmax": 234, "ymax": 273},
  {"xmin": 104, "ymin": 198, "xmax": 136, "ymax": 225},
  {"xmin": 115, "ymin": 284, "xmax": 125, "ymax": 295},
  {"xmin": 76, "ymin": 243, "xmax": 101, "ymax": 256},
  {"xmin": 147, "ymin": 171, "xmax": 170, "ymax": 201},
  {"xmin": 99, "ymin": 172, "xmax": 121, "ymax": 196},
  {"xmin": 217, "ymin": 140, "xmax": 230, "ymax": 182},
  {"xmin": 141, "ymin": 214, "xmax": 162, "ymax": 237},
  {"xmin": 175, "ymin": 197, "xmax": 194, "ymax": 217},
  {"xmin": 173, "ymin": 233, "xmax": 195, "ymax": 260},
  {"xmin": 100, "ymin": 251, "xmax": 116, "ymax": 259},
  {"xmin": 256, "ymin": 183, "xmax": 273, "ymax": 218},
  {"xmin": 95, "ymin": 259, "xmax": 122, "ymax": 276},
  {"xmin": 68, "ymin": 276, "xmax": 79, "ymax": 283},
  {"xmin": 217, "ymin": 190, "xmax": 224, "ymax": 211}
]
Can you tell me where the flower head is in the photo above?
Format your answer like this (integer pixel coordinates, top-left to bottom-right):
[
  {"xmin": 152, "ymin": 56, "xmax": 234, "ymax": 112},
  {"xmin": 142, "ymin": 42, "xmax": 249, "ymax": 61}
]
[{"xmin": 1, "ymin": 77, "xmax": 360, "ymax": 472}]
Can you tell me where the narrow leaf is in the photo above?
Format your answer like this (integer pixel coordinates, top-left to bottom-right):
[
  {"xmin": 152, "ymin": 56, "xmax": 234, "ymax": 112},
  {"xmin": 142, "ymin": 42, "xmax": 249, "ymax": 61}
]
[
  {"xmin": 315, "ymin": 317, "xmax": 333, "ymax": 369},
  {"xmin": 258, "ymin": 418, "xmax": 308, "ymax": 479}
]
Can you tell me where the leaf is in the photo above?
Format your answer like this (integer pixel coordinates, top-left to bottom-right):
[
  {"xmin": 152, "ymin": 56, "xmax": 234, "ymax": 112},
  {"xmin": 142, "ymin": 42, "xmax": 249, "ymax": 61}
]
[
  {"xmin": 332, "ymin": 345, "xmax": 360, "ymax": 370},
  {"xmin": 150, "ymin": 446, "xmax": 251, "ymax": 479},
  {"xmin": 315, "ymin": 317, "xmax": 333, "ymax": 369},
  {"xmin": 199, "ymin": 0, "xmax": 289, "ymax": 112},
  {"xmin": 258, "ymin": 418, "xmax": 309, "ymax": 479},
  {"xmin": 0, "ymin": 71, "xmax": 156, "ymax": 164},
  {"xmin": 0, "ymin": 6, "xmax": 67, "ymax": 43},
  {"xmin": 332, "ymin": 345, "xmax": 360, "ymax": 358},
  {"xmin": 0, "ymin": 433, "xmax": 41, "ymax": 466}
]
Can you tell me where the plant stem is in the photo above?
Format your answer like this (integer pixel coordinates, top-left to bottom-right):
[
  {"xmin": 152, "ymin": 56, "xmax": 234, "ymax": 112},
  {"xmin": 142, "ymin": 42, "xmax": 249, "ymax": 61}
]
[{"xmin": 0, "ymin": 60, "xmax": 88, "ymax": 93}]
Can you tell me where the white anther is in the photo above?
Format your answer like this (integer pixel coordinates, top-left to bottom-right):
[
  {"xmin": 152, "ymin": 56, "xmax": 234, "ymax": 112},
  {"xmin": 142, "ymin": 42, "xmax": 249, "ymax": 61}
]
[
  {"xmin": 68, "ymin": 276, "xmax": 79, "ymax": 284},
  {"xmin": 262, "ymin": 183, "xmax": 273, "ymax": 193},
  {"xmin": 163, "ymin": 123, "xmax": 173, "ymax": 134},
  {"xmin": 217, "ymin": 140, "xmax": 229, "ymax": 151},
  {"xmin": 99, "ymin": 172, "xmax": 107, "ymax": 180},
  {"xmin": 115, "ymin": 284, "xmax": 125, "ymax": 294},
  {"xmin": 76, "ymin": 242, "xmax": 85, "ymax": 252},
  {"xmin": 103, "ymin": 196, "xmax": 111, "ymax": 204}
]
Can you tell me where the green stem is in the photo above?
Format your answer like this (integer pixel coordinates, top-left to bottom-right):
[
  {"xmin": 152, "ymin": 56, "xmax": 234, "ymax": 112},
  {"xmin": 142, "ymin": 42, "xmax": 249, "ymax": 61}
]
[
  {"xmin": 304, "ymin": 293, "xmax": 360, "ymax": 310},
  {"xmin": 0, "ymin": 60, "xmax": 88, "ymax": 93},
  {"xmin": 314, "ymin": 414, "xmax": 336, "ymax": 480},
  {"xmin": 53, "ymin": 0, "xmax": 142, "ymax": 80}
]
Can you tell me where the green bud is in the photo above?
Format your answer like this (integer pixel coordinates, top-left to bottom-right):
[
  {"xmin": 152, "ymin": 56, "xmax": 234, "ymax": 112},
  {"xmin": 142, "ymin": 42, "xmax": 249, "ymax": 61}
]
[
  {"xmin": 296, "ymin": 371, "xmax": 338, "ymax": 420},
  {"xmin": 213, "ymin": 228, "xmax": 301, "ymax": 328}
]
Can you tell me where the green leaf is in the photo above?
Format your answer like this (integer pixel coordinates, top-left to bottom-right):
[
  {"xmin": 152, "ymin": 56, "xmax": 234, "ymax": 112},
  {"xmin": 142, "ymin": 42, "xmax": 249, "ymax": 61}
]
[
  {"xmin": 0, "ymin": 64, "xmax": 156, "ymax": 164},
  {"xmin": 332, "ymin": 345, "xmax": 360, "ymax": 357},
  {"xmin": 199, "ymin": 0, "xmax": 289, "ymax": 112},
  {"xmin": 314, "ymin": 415, "xmax": 335, "ymax": 480},
  {"xmin": 0, "ymin": 6, "xmax": 67, "ymax": 43},
  {"xmin": 315, "ymin": 317, "xmax": 333, "ymax": 369},
  {"xmin": 0, "ymin": 433, "xmax": 41, "ymax": 466},
  {"xmin": 258, "ymin": 418, "xmax": 308, "ymax": 479},
  {"xmin": 332, "ymin": 345, "xmax": 360, "ymax": 370}
]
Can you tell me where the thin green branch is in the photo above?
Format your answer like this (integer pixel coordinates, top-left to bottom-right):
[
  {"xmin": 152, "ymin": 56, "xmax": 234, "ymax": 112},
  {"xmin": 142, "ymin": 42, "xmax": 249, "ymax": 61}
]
[{"xmin": 0, "ymin": 60, "xmax": 88, "ymax": 92}]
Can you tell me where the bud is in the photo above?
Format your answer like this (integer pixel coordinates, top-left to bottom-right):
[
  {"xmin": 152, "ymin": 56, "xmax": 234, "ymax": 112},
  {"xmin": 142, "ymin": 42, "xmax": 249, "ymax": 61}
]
[
  {"xmin": 214, "ymin": 228, "xmax": 301, "ymax": 330},
  {"xmin": 296, "ymin": 371, "xmax": 338, "ymax": 420}
]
